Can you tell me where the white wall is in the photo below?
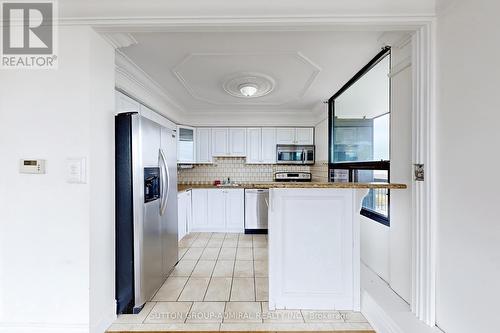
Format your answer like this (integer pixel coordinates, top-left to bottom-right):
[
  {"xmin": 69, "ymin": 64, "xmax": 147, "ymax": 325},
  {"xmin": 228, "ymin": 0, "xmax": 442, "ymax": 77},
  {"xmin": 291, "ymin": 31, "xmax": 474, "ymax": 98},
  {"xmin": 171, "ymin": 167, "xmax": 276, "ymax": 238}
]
[
  {"xmin": 0, "ymin": 26, "xmax": 116, "ymax": 333},
  {"xmin": 314, "ymin": 115, "xmax": 329, "ymax": 162},
  {"xmin": 89, "ymin": 31, "xmax": 117, "ymax": 333},
  {"xmin": 59, "ymin": 0, "xmax": 435, "ymax": 19},
  {"xmin": 318, "ymin": 36, "xmax": 413, "ymax": 302},
  {"xmin": 436, "ymin": 0, "xmax": 500, "ymax": 332},
  {"xmin": 387, "ymin": 39, "xmax": 412, "ymax": 303}
]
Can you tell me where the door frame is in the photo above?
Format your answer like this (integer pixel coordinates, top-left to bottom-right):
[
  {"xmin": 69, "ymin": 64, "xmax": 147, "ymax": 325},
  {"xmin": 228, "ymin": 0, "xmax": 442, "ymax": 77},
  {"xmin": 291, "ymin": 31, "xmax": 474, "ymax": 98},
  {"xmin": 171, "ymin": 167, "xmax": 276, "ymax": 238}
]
[{"xmin": 100, "ymin": 16, "xmax": 437, "ymax": 327}]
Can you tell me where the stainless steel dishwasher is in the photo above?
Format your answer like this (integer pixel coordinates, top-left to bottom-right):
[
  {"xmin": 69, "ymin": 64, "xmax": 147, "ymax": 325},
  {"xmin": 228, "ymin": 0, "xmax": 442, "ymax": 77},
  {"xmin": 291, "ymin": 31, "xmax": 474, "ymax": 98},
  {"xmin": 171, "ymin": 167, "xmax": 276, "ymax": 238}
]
[{"xmin": 244, "ymin": 189, "xmax": 269, "ymax": 233}]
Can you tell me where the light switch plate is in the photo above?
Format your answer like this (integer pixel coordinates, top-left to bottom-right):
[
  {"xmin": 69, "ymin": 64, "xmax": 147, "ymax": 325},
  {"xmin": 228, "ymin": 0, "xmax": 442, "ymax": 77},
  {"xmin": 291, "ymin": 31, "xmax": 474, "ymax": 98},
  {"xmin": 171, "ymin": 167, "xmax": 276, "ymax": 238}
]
[{"xmin": 66, "ymin": 157, "xmax": 87, "ymax": 184}]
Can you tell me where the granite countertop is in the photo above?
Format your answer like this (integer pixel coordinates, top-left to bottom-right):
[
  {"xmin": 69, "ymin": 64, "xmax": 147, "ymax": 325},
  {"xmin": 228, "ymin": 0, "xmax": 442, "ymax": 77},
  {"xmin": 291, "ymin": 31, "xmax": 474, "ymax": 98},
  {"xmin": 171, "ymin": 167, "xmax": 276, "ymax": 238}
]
[{"xmin": 178, "ymin": 182, "xmax": 406, "ymax": 192}]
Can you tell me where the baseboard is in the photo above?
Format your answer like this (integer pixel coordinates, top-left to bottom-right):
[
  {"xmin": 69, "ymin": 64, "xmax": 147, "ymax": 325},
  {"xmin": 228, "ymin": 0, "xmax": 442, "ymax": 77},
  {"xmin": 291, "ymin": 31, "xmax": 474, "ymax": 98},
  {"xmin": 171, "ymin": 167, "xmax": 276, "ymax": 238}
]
[
  {"xmin": 0, "ymin": 322, "xmax": 88, "ymax": 333},
  {"xmin": 360, "ymin": 264, "xmax": 442, "ymax": 333},
  {"xmin": 91, "ymin": 302, "xmax": 117, "ymax": 333}
]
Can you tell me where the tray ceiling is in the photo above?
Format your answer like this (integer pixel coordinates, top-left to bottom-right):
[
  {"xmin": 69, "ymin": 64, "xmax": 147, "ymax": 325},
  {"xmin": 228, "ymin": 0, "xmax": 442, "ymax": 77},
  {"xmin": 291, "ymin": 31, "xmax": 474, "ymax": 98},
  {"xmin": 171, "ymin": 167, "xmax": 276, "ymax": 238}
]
[{"xmin": 117, "ymin": 30, "xmax": 384, "ymax": 117}]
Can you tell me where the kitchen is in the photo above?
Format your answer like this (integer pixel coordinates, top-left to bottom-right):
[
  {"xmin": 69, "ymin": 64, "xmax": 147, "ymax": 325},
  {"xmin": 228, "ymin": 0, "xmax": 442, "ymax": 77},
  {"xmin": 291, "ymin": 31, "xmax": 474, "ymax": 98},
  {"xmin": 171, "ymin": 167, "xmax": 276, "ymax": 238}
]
[{"xmin": 111, "ymin": 30, "xmax": 407, "ymax": 331}]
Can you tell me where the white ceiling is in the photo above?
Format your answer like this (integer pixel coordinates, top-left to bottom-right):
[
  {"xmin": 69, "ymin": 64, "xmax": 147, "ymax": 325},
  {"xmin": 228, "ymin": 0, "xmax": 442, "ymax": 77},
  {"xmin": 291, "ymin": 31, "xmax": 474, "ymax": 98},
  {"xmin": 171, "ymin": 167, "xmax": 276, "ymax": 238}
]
[{"xmin": 118, "ymin": 30, "xmax": 385, "ymax": 121}]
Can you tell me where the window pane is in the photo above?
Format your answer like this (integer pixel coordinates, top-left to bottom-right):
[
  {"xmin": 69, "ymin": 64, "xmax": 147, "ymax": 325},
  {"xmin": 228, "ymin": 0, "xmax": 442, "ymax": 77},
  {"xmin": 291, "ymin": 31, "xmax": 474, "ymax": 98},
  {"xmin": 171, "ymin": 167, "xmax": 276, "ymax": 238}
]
[
  {"xmin": 331, "ymin": 55, "xmax": 390, "ymax": 163},
  {"xmin": 358, "ymin": 170, "xmax": 389, "ymax": 218}
]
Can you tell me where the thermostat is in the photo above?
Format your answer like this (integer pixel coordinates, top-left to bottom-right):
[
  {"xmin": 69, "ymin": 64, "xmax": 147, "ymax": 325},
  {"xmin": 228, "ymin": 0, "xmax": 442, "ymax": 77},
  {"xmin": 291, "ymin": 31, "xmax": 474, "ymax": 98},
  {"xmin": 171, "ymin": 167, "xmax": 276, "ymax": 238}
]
[{"xmin": 20, "ymin": 159, "xmax": 46, "ymax": 174}]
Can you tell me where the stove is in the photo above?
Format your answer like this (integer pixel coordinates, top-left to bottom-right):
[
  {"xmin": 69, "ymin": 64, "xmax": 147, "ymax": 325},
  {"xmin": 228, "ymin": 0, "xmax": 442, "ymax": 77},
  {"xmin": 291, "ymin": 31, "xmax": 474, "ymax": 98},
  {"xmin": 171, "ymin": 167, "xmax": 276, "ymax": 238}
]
[{"xmin": 274, "ymin": 172, "xmax": 312, "ymax": 182}]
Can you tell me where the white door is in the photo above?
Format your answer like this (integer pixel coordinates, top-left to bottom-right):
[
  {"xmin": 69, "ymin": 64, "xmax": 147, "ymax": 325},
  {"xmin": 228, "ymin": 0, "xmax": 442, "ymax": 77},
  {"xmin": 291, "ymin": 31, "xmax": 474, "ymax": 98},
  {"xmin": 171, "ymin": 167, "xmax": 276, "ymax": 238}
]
[
  {"xmin": 191, "ymin": 189, "xmax": 208, "ymax": 231},
  {"xmin": 276, "ymin": 128, "xmax": 296, "ymax": 144},
  {"xmin": 261, "ymin": 128, "xmax": 277, "ymax": 163},
  {"xmin": 225, "ymin": 189, "xmax": 245, "ymax": 232},
  {"xmin": 196, "ymin": 128, "xmax": 212, "ymax": 163},
  {"xmin": 207, "ymin": 189, "xmax": 226, "ymax": 230},
  {"xmin": 296, "ymin": 128, "xmax": 314, "ymax": 145},
  {"xmin": 212, "ymin": 128, "xmax": 229, "ymax": 156},
  {"xmin": 246, "ymin": 128, "xmax": 262, "ymax": 163},
  {"xmin": 229, "ymin": 128, "xmax": 247, "ymax": 156}
]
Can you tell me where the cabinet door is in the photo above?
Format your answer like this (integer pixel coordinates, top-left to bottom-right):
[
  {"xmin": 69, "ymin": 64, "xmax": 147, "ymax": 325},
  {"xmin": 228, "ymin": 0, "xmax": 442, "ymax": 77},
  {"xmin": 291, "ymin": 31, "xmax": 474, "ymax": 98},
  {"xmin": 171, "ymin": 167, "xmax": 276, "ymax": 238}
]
[
  {"xmin": 296, "ymin": 128, "xmax": 314, "ymax": 145},
  {"xmin": 196, "ymin": 128, "xmax": 212, "ymax": 163},
  {"xmin": 177, "ymin": 192, "xmax": 187, "ymax": 240},
  {"xmin": 177, "ymin": 125, "xmax": 195, "ymax": 163},
  {"xmin": 191, "ymin": 189, "xmax": 208, "ymax": 231},
  {"xmin": 246, "ymin": 128, "xmax": 262, "ymax": 163},
  {"xmin": 207, "ymin": 189, "xmax": 226, "ymax": 230},
  {"xmin": 276, "ymin": 128, "xmax": 296, "ymax": 144},
  {"xmin": 261, "ymin": 128, "xmax": 277, "ymax": 163},
  {"xmin": 229, "ymin": 128, "xmax": 247, "ymax": 156},
  {"xmin": 185, "ymin": 190, "xmax": 192, "ymax": 234},
  {"xmin": 225, "ymin": 189, "xmax": 245, "ymax": 232},
  {"xmin": 212, "ymin": 128, "xmax": 229, "ymax": 156}
]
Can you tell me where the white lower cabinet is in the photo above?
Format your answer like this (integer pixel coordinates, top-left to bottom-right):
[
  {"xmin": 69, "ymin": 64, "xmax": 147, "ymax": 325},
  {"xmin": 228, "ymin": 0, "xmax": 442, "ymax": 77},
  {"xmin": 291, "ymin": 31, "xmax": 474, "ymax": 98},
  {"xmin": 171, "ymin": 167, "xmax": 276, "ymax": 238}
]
[
  {"xmin": 191, "ymin": 189, "xmax": 209, "ymax": 230},
  {"xmin": 207, "ymin": 189, "xmax": 226, "ymax": 229},
  {"xmin": 190, "ymin": 188, "xmax": 244, "ymax": 232},
  {"xmin": 225, "ymin": 189, "xmax": 245, "ymax": 232},
  {"xmin": 177, "ymin": 190, "xmax": 192, "ymax": 240}
]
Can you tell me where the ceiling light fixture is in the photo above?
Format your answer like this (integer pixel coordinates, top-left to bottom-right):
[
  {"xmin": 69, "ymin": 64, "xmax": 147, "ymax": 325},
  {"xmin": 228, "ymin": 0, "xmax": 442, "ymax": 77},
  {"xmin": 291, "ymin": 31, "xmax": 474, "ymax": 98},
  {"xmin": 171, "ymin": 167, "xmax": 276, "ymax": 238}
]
[{"xmin": 239, "ymin": 83, "xmax": 258, "ymax": 97}]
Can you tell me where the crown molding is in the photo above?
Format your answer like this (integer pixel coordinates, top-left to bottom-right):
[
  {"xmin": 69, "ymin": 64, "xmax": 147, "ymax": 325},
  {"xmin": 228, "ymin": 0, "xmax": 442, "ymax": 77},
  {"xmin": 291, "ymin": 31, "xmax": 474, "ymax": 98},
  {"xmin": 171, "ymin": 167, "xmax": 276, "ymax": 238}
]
[
  {"xmin": 115, "ymin": 51, "xmax": 185, "ymax": 122},
  {"xmin": 62, "ymin": 14, "xmax": 435, "ymax": 30},
  {"xmin": 101, "ymin": 32, "xmax": 138, "ymax": 49}
]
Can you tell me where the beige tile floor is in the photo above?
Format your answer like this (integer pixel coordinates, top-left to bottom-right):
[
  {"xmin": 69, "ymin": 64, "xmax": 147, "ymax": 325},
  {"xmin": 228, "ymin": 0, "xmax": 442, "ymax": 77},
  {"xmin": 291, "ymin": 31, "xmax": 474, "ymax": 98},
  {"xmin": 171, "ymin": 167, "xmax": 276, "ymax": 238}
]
[{"xmin": 108, "ymin": 232, "xmax": 373, "ymax": 332}]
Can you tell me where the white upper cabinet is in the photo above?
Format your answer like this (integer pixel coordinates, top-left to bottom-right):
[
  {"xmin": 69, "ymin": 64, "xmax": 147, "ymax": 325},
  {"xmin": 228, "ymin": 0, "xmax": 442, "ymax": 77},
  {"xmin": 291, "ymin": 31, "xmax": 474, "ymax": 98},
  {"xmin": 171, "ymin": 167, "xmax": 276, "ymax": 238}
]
[
  {"xmin": 261, "ymin": 128, "xmax": 277, "ymax": 163},
  {"xmin": 247, "ymin": 127, "xmax": 277, "ymax": 164},
  {"xmin": 177, "ymin": 125, "xmax": 195, "ymax": 163},
  {"xmin": 211, "ymin": 128, "xmax": 229, "ymax": 156},
  {"xmin": 276, "ymin": 128, "xmax": 296, "ymax": 144},
  {"xmin": 229, "ymin": 128, "xmax": 246, "ymax": 156},
  {"xmin": 296, "ymin": 128, "xmax": 314, "ymax": 145},
  {"xmin": 276, "ymin": 128, "xmax": 314, "ymax": 145},
  {"xmin": 196, "ymin": 128, "xmax": 212, "ymax": 163},
  {"xmin": 246, "ymin": 128, "xmax": 262, "ymax": 164}
]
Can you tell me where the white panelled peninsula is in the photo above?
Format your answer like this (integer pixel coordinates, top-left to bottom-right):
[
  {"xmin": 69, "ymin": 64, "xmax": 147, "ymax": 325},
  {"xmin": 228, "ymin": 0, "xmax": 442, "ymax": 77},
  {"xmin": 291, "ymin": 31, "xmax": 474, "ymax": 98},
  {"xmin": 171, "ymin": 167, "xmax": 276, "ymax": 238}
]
[{"xmin": 178, "ymin": 126, "xmax": 313, "ymax": 164}]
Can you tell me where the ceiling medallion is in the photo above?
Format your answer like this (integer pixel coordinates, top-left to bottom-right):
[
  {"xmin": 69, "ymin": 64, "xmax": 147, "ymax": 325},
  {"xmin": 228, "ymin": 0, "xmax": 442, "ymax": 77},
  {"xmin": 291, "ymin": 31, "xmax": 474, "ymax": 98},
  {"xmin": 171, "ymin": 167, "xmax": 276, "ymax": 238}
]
[{"xmin": 223, "ymin": 72, "xmax": 275, "ymax": 98}]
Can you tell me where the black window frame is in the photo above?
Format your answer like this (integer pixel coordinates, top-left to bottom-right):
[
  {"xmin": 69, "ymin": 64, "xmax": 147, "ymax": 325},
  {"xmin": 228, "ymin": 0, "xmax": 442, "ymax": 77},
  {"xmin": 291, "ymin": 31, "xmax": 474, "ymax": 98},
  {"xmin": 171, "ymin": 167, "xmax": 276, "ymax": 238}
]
[{"xmin": 328, "ymin": 46, "xmax": 391, "ymax": 226}]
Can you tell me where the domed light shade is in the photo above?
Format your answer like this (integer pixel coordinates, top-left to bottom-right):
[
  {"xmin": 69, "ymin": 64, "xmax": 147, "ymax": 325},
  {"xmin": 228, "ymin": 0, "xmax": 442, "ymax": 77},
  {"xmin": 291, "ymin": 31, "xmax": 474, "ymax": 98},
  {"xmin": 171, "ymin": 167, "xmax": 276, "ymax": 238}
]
[{"xmin": 239, "ymin": 83, "xmax": 258, "ymax": 97}]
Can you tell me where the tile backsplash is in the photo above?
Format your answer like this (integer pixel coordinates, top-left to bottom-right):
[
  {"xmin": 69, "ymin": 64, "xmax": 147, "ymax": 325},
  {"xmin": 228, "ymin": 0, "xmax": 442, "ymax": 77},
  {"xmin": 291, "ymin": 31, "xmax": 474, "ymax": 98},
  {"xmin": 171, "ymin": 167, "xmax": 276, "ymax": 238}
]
[
  {"xmin": 177, "ymin": 157, "xmax": 311, "ymax": 183},
  {"xmin": 310, "ymin": 161, "xmax": 329, "ymax": 182}
]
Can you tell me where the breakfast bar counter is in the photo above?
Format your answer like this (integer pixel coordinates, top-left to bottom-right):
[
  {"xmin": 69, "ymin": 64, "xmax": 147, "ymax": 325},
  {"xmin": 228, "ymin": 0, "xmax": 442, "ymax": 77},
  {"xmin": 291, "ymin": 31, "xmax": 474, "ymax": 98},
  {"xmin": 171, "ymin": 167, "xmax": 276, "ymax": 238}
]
[{"xmin": 266, "ymin": 185, "xmax": 406, "ymax": 312}]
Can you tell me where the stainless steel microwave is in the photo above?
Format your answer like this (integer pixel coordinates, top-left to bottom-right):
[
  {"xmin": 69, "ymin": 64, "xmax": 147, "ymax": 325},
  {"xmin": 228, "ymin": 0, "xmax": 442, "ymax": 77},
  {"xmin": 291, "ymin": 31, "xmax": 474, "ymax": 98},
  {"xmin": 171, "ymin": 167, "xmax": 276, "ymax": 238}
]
[{"xmin": 276, "ymin": 145, "xmax": 315, "ymax": 165}]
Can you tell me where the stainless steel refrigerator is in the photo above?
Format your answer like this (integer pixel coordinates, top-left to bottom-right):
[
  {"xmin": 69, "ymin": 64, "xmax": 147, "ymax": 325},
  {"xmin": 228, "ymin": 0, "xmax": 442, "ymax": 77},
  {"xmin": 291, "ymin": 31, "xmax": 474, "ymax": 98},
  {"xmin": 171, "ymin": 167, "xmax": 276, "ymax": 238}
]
[{"xmin": 115, "ymin": 112, "xmax": 178, "ymax": 314}]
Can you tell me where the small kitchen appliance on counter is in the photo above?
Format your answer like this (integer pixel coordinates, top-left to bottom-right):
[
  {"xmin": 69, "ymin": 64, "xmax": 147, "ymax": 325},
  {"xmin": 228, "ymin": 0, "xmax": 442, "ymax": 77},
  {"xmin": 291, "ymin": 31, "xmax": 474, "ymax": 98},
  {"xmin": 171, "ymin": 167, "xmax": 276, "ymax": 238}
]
[{"xmin": 274, "ymin": 171, "xmax": 312, "ymax": 182}]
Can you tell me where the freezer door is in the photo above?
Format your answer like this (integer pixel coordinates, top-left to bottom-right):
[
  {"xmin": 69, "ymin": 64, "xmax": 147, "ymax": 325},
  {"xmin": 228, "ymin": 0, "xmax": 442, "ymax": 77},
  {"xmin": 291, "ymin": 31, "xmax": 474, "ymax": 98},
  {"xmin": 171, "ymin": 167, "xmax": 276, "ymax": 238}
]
[
  {"xmin": 160, "ymin": 126, "xmax": 179, "ymax": 279},
  {"xmin": 134, "ymin": 116, "xmax": 164, "ymax": 309}
]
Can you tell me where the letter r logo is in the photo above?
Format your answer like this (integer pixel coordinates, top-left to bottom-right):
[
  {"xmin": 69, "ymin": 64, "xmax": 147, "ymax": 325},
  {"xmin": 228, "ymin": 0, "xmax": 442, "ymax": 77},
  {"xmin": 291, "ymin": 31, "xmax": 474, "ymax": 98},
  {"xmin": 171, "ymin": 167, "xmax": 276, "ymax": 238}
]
[{"xmin": 2, "ymin": 2, "xmax": 53, "ymax": 54}]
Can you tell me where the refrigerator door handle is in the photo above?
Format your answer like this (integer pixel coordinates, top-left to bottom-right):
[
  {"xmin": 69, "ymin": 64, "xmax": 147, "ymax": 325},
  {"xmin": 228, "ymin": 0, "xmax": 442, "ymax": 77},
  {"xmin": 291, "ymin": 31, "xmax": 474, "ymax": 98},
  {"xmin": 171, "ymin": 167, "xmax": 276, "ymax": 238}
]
[{"xmin": 159, "ymin": 148, "xmax": 170, "ymax": 216}]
